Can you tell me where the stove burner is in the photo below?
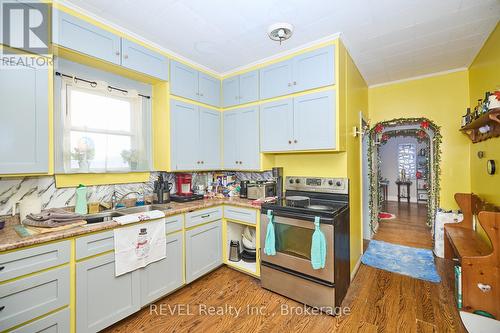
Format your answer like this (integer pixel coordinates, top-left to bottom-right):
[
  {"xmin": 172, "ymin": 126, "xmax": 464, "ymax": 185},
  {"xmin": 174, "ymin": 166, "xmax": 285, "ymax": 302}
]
[{"xmin": 306, "ymin": 204, "xmax": 333, "ymax": 211}]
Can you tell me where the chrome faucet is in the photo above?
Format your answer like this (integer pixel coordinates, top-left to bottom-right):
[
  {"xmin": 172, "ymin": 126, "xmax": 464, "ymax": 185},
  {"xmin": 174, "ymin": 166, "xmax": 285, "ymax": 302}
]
[{"xmin": 113, "ymin": 191, "xmax": 142, "ymax": 209}]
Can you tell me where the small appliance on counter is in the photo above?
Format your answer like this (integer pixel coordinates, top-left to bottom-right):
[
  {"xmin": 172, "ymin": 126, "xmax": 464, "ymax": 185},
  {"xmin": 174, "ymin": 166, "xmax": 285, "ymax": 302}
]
[
  {"xmin": 176, "ymin": 173, "xmax": 193, "ymax": 196},
  {"xmin": 154, "ymin": 174, "xmax": 172, "ymax": 204},
  {"xmin": 247, "ymin": 181, "xmax": 276, "ymax": 200}
]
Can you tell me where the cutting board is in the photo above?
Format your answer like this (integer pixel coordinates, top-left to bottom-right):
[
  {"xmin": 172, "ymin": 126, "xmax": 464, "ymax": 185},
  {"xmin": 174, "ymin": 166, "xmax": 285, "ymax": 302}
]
[{"xmin": 25, "ymin": 220, "xmax": 87, "ymax": 234}]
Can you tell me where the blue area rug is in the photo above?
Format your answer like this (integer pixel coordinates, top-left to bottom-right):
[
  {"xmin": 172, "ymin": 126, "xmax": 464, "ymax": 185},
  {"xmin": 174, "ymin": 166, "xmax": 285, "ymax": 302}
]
[{"xmin": 361, "ymin": 240, "xmax": 441, "ymax": 283}]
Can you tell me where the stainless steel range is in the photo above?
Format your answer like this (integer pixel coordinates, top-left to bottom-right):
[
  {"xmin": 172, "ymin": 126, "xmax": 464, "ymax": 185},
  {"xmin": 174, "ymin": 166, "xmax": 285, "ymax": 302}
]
[{"xmin": 260, "ymin": 176, "xmax": 350, "ymax": 312}]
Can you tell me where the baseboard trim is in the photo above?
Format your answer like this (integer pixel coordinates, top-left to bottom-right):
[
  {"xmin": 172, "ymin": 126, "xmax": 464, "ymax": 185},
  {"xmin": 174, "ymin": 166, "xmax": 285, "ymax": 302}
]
[{"xmin": 350, "ymin": 256, "xmax": 362, "ymax": 281}]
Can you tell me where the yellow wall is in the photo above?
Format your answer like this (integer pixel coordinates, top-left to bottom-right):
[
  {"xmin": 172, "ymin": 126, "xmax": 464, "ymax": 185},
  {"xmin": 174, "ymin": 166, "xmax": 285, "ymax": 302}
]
[
  {"xmin": 368, "ymin": 70, "xmax": 471, "ymax": 209},
  {"xmin": 468, "ymin": 23, "xmax": 500, "ymax": 206}
]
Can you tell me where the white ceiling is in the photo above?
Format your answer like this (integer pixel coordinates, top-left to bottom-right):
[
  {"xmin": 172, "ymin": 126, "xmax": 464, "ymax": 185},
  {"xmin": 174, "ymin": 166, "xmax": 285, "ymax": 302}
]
[{"xmin": 60, "ymin": 0, "xmax": 500, "ymax": 85}]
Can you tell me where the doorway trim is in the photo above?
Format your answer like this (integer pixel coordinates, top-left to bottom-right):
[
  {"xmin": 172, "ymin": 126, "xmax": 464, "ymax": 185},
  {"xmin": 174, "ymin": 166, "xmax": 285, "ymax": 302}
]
[{"xmin": 367, "ymin": 117, "xmax": 442, "ymax": 233}]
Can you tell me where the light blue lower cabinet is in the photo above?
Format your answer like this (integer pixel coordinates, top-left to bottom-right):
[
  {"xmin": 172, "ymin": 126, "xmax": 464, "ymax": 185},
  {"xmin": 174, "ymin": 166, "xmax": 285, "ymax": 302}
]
[
  {"xmin": 0, "ymin": 266, "xmax": 70, "ymax": 332},
  {"xmin": 185, "ymin": 220, "xmax": 222, "ymax": 283},
  {"xmin": 76, "ymin": 253, "xmax": 141, "ymax": 333},
  {"xmin": 10, "ymin": 308, "xmax": 70, "ymax": 333},
  {"xmin": 140, "ymin": 233, "xmax": 184, "ymax": 306}
]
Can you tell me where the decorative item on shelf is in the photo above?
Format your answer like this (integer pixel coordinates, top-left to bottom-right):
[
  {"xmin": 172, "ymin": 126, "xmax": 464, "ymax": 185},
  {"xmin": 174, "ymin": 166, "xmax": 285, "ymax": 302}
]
[
  {"xmin": 71, "ymin": 137, "xmax": 95, "ymax": 172},
  {"xmin": 460, "ymin": 105, "xmax": 500, "ymax": 143},
  {"xmin": 461, "ymin": 108, "xmax": 472, "ymax": 127},
  {"xmin": 487, "ymin": 160, "xmax": 496, "ymax": 175},
  {"xmin": 416, "ymin": 171, "xmax": 423, "ymax": 179},
  {"xmin": 121, "ymin": 149, "xmax": 139, "ymax": 170},
  {"xmin": 488, "ymin": 90, "xmax": 500, "ymax": 110},
  {"xmin": 478, "ymin": 125, "xmax": 491, "ymax": 134}
]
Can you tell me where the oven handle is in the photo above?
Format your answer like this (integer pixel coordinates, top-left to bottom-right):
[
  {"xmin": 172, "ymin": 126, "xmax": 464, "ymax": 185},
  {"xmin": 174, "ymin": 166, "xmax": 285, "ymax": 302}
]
[{"xmin": 263, "ymin": 210, "xmax": 335, "ymax": 224}]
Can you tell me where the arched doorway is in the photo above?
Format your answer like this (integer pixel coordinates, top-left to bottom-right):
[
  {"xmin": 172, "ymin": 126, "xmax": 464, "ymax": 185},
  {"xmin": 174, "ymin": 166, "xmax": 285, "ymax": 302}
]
[{"xmin": 367, "ymin": 118, "xmax": 442, "ymax": 235}]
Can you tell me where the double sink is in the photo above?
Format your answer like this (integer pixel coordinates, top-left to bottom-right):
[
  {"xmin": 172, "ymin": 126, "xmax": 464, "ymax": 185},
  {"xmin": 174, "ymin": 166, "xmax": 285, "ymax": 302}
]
[{"xmin": 84, "ymin": 204, "xmax": 172, "ymax": 224}]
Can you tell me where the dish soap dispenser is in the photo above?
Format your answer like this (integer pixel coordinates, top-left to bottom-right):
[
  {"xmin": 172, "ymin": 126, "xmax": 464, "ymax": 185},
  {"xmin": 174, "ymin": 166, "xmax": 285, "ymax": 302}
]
[{"xmin": 75, "ymin": 184, "xmax": 88, "ymax": 214}]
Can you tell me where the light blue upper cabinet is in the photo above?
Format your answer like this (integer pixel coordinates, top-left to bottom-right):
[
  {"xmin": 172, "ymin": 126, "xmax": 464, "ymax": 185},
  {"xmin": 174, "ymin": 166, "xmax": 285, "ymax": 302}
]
[
  {"xmin": 53, "ymin": 10, "xmax": 121, "ymax": 65},
  {"xmin": 293, "ymin": 90, "xmax": 336, "ymax": 150},
  {"xmin": 170, "ymin": 60, "xmax": 199, "ymax": 101},
  {"xmin": 0, "ymin": 59, "xmax": 48, "ymax": 174},
  {"xmin": 222, "ymin": 76, "xmax": 239, "ymax": 107},
  {"xmin": 259, "ymin": 59, "xmax": 293, "ymax": 100},
  {"xmin": 198, "ymin": 73, "xmax": 221, "ymax": 107},
  {"xmin": 260, "ymin": 99, "xmax": 294, "ymax": 152},
  {"xmin": 223, "ymin": 106, "xmax": 260, "ymax": 170},
  {"xmin": 239, "ymin": 70, "xmax": 259, "ymax": 105},
  {"xmin": 238, "ymin": 107, "xmax": 260, "ymax": 169},
  {"xmin": 121, "ymin": 39, "xmax": 168, "ymax": 80},
  {"xmin": 170, "ymin": 100, "xmax": 200, "ymax": 171},
  {"xmin": 199, "ymin": 107, "xmax": 221, "ymax": 169},
  {"xmin": 223, "ymin": 111, "xmax": 239, "ymax": 169},
  {"xmin": 292, "ymin": 45, "xmax": 335, "ymax": 93}
]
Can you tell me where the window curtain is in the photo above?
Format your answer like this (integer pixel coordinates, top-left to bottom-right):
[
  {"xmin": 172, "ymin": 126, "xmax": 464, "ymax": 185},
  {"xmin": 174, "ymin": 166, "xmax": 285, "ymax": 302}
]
[{"xmin": 55, "ymin": 75, "xmax": 152, "ymax": 173}]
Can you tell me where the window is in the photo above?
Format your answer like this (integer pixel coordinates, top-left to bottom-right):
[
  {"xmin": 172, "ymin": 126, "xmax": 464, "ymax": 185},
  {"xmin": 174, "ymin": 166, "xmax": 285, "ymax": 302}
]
[
  {"xmin": 398, "ymin": 143, "xmax": 416, "ymax": 180},
  {"xmin": 56, "ymin": 75, "xmax": 152, "ymax": 173}
]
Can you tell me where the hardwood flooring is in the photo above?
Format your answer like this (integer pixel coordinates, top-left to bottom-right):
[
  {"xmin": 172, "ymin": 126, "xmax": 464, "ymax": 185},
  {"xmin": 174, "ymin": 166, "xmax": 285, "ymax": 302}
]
[{"xmin": 104, "ymin": 202, "xmax": 465, "ymax": 332}]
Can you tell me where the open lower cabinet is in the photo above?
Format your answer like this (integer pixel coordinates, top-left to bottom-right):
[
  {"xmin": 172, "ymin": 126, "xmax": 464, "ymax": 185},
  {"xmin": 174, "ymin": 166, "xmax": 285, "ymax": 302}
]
[{"xmin": 224, "ymin": 220, "xmax": 260, "ymax": 277}]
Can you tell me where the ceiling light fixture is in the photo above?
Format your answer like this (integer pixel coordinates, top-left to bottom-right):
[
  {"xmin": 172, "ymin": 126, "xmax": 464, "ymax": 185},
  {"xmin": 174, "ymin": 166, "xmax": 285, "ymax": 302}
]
[{"xmin": 267, "ymin": 23, "xmax": 294, "ymax": 45}]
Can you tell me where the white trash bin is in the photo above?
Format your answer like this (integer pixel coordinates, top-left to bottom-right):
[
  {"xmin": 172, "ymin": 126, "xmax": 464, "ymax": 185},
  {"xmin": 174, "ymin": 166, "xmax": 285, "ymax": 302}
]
[{"xmin": 434, "ymin": 210, "xmax": 463, "ymax": 258}]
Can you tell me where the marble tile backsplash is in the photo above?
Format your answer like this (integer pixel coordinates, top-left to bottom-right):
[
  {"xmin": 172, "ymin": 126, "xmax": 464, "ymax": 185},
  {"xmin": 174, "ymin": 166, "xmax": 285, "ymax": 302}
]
[{"xmin": 0, "ymin": 171, "xmax": 272, "ymax": 215}]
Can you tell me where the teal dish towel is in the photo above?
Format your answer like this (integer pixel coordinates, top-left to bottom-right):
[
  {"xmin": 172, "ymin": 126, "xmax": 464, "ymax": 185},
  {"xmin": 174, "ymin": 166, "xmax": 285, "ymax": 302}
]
[
  {"xmin": 311, "ymin": 216, "xmax": 326, "ymax": 269},
  {"xmin": 264, "ymin": 210, "xmax": 276, "ymax": 256}
]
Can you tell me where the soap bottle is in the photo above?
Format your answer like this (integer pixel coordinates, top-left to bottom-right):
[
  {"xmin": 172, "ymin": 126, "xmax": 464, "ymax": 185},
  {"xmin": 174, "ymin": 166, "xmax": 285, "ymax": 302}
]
[
  {"xmin": 75, "ymin": 184, "xmax": 88, "ymax": 214},
  {"xmin": 136, "ymin": 189, "xmax": 145, "ymax": 206}
]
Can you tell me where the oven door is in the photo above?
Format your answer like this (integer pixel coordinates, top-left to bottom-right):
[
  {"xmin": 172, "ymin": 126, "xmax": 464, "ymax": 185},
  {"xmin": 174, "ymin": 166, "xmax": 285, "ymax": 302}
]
[{"xmin": 260, "ymin": 212, "xmax": 334, "ymax": 283}]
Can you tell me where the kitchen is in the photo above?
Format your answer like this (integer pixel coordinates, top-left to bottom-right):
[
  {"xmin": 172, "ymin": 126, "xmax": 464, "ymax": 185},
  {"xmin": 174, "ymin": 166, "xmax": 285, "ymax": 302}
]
[{"xmin": 1, "ymin": 1, "xmax": 500, "ymax": 332}]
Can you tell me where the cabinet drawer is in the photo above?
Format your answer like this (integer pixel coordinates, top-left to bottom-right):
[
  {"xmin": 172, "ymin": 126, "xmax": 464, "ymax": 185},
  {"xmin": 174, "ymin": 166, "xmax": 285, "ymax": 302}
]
[
  {"xmin": 0, "ymin": 241, "xmax": 70, "ymax": 282},
  {"xmin": 10, "ymin": 307, "xmax": 70, "ymax": 333},
  {"xmin": 224, "ymin": 206, "xmax": 257, "ymax": 225},
  {"xmin": 185, "ymin": 206, "xmax": 223, "ymax": 228},
  {"xmin": 165, "ymin": 214, "xmax": 183, "ymax": 234},
  {"xmin": 0, "ymin": 266, "xmax": 70, "ymax": 332},
  {"xmin": 76, "ymin": 230, "xmax": 114, "ymax": 260}
]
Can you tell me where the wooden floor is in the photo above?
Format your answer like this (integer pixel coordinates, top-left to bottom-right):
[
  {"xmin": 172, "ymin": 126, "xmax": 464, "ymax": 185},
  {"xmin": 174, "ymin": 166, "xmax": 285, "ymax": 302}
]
[{"xmin": 105, "ymin": 202, "xmax": 465, "ymax": 333}]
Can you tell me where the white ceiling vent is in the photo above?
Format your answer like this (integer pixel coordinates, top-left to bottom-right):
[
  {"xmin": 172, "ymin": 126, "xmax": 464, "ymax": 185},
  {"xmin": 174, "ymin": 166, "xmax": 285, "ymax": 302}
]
[{"xmin": 267, "ymin": 23, "xmax": 294, "ymax": 44}]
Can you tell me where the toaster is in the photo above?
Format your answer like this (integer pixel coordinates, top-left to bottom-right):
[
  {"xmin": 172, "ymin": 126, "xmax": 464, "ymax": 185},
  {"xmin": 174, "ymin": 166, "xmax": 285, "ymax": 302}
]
[{"xmin": 247, "ymin": 181, "xmax": 276, "ymax": 200}]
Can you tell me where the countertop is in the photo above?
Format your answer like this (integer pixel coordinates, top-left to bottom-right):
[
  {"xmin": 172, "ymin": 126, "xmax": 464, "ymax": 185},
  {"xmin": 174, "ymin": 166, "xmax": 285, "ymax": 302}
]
[{"xmin": 0, "ymin": 197, "xmax": 257, "ymax": 252}]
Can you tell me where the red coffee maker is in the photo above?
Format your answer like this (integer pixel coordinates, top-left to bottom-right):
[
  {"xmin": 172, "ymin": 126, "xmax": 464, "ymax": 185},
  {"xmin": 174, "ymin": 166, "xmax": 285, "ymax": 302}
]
[{"xmin": 176, "ymin": 173, "xmax": 193, "ymax": 196}]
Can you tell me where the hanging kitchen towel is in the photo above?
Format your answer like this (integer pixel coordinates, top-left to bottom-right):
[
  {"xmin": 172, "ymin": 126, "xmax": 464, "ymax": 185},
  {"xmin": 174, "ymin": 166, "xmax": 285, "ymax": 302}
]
[
  {"xmin": 114, "ymin": 219, "xmax": 166, "ymax": 276},
  {"xmin": 113, "ymin": 210, "xmax": 165, "ymax": 225},
  {"xmin": 264, "ymin": 210, "xmax": 276, "ymax": 255},
  {"xmin": 311, "ymin": 216, "xmax": 326, "ymax": 269}
]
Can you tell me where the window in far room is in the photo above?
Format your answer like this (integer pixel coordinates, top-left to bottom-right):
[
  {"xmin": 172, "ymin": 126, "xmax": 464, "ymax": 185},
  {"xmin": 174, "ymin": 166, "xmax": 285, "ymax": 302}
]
[{"xmin": 398, "ymin": 143, "xmax": 416, "ymax": 179}]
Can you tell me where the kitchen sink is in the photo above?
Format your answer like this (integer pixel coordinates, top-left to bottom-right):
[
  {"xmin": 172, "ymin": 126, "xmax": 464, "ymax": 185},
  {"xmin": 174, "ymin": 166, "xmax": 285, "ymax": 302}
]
[
  {"xmin": 84, "ymin": 211, "xmax": 123, "ymax": 224},
  {"xmin": 116, "ymin": 204, "xmax": 171, "ymax": 215}
]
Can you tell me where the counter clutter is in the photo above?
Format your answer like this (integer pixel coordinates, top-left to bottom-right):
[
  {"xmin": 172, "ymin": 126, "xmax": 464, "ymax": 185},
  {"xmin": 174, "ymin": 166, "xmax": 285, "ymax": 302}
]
[{"xmin": 0, "ymin": 197, "xmax": 256, "ymax": 252}]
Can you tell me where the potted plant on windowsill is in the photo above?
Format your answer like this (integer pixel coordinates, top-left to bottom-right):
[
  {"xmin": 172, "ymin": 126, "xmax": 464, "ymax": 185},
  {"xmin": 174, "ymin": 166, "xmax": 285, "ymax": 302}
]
[
  {"xmin": 71, "ymin": 137, "xmax": 95, "ymax": 172},
  {"xmin": 121, "ymin": 149, "xmax": 140, "ymax": 170}
]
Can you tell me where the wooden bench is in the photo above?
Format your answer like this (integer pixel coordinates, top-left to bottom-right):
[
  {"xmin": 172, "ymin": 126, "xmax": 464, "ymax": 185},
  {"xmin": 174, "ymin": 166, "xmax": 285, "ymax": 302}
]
[{"xmin": 444, "ymin": 193, "xmax": 499, "ymax": 318}]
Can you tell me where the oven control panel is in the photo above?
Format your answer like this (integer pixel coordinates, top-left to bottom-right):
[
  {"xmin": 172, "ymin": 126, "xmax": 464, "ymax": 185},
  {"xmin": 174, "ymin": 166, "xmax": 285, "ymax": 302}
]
[{"xmin": 285, "ymin": 176, "xmax": 348, "ymax": 194}]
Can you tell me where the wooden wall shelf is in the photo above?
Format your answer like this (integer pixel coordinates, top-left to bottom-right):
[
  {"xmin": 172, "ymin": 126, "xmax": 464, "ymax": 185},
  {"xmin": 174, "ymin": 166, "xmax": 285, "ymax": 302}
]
[
  {"xmin": 460, "ymin": 108, "xmax": 500, "ymax": 143},
  {"xmin": 444, "ymin": 193, "xmax": 500, "ymax": 318}
]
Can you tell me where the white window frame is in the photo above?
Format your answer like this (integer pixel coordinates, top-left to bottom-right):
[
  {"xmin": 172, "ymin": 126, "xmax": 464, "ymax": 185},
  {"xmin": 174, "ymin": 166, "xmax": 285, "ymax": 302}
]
[{"xmin": 398, "ymin": 143, "xmax": 416, "ymax": 180}]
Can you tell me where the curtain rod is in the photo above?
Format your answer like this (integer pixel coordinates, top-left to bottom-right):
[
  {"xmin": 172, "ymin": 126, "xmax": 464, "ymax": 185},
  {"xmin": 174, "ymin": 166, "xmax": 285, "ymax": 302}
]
[{"xmin": 55, "ymin": 71, "xmax": 151, "ymax": 99}]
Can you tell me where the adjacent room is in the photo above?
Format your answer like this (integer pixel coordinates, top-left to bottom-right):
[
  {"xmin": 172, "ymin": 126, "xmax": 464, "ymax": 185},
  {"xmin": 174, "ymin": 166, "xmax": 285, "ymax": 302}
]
[{"xmin": 0, "ymin": 1, "xmax": 499, "ymax": 332}]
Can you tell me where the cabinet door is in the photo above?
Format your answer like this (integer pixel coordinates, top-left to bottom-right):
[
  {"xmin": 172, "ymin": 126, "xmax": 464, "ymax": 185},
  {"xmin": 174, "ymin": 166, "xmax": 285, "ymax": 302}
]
[
  {"xmin": 223, "ymin": 110, "xmax": 239, "ymax": 170},
  {"xmin": 292, "ymin": 45, "xmax": 335, "ymax": 93},
  {"xmin": 238, "ymin": 107, "xmax": 260, "ymax": 170},
  {"xmin": 259, "ymin": 59, "xmax": 293, "ymax": 100},
  {"xmin": 199, "ymin": 107, "xmax": 221, "ymax": 169},
  {"xmin": 121, "ymin": 38, "xmax": 169, "ymax": 80},
  {"xmin": 76, "ymin": 253, "xmax": 140, "ymax": 333},
  {"xmin": 170, "ymin": 100, "xmax": 199, "ymax": 171},
  {"xmin": 260, "ymin": 99, "xmax": 294, "ymax": 152},
  {"xmin": 53, "ymin": 10, "xmax": 121, "ymax": 65},
  {"xmin": 185, "ymin": 220, "xmax": 222, "ymax": 283},
  {"xmin": 198, "ymin": 72, "xmax": 221, "ymax": 107},
  {"xmin": 140, "ymin": 233, "xmax": 183, "ymax": 306},
  {"xmin": 0, "ymin": 59, "xmax": 48, "ymax": 174},
  {"xmin": 10, "ymin": 308, "xmax": 70, "ymax": 333},
  {"xmin": 293, "ymin": 90, "xmax": 336, "ymax": 150},
  {"xmin": 222, "ymin": 76, "xmax": 239, "ymax": 107},
  {"xmin": 239, "ymin": 70, "xmax": 259, "ymax": 104},
  {"xmin": 170, "ymin": 60, "xmax": 198, "ymax": 100}
]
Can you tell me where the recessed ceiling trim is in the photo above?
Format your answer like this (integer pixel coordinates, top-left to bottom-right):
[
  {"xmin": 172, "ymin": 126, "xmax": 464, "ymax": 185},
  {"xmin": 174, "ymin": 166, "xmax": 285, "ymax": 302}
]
[
  {"xmin": 368, "ymin": 67, "xmax": 468, "ymax": 89},
  {"xmin": 54, "ymin": 0, "xmax": 221, "ymax": 76},
  {"xmin": 220, "ymin": 32, "xmax": 342, "ymax": 78}
]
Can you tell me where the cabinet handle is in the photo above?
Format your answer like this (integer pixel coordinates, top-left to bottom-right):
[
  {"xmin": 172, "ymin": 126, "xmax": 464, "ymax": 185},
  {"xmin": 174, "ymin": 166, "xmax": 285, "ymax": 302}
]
[
  {"xmin": 196, "ymin": 92, "xmax": 200, "ymax": 96},
  {"xmin": 239, "ymin": 161, "xmax": 243, "ymax": 164},
  {"xmin": 200, "ymin": 93, "xmax": 204, "ymax": 97},
  {"xmin": 0, "ymin": 306, "xmax": 5, "ymax": 312},
  {"xmin": 0, "ymin": 266, "xmax": 4, "ymax": 271},
  {"xmin": 288, "ymin": 140, "xmax": 292, "ymax": 144},
  {"xmin": 201, "ymin": 161, "xmax": 204, "ymax": 164},
  {"xmin": 197, "ymin": 161, "xmax": 200, "ymax": 164},
  {"xmin": 124, "ymin": 54, "xmax": 129, "ymax": 59},
  {"xmin": 115, "ymin": 51, "xmax": 120, "ymax": 56},
  {"xmin": 201, "ymin": 214, "xmax": 210, "ymax": 218},
  {"xmin": 288, "ymin": 82, "xmax": 292, "ymax": 87},
  {"xmin": 294, "ymin": 139, "xmax": 297, "ymax": 143},
  {"xmin": 293, "ymin": 81, "xmax": 297, "ymax": 85}
]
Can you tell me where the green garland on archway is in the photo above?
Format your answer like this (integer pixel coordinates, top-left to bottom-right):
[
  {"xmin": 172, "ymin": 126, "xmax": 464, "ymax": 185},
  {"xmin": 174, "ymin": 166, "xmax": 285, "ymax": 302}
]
[{"xmin": 367, "ymin": 118, "xmax": 442, "ymax": 231}]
